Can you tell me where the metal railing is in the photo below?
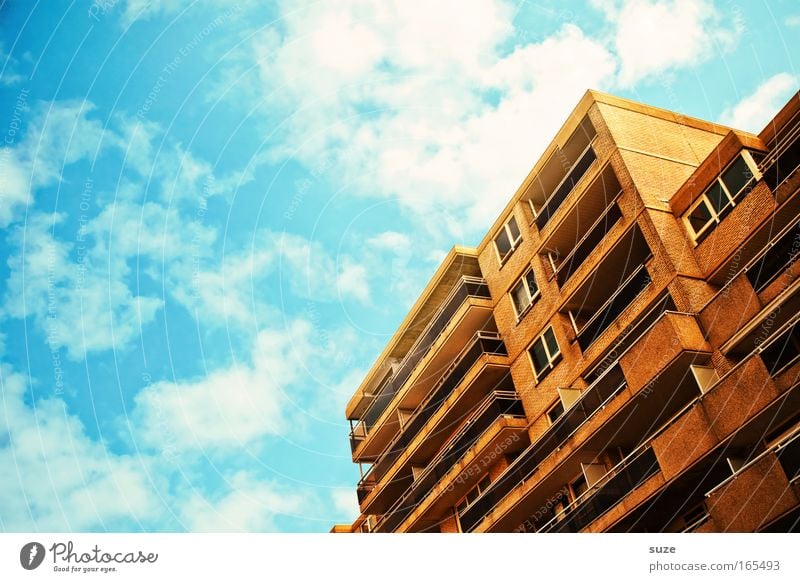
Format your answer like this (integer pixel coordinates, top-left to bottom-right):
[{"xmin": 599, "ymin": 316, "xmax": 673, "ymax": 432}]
[
  {"xmin": 744, "ymin": 218, "xmax": 800, "ymax": 294},
  {"xmin": 356, "ymin": 332, "xmax": 507, "ymax": 503},
  {"xmin": 372, "ymin": 392, "xmax": 525, "ymax": 532},
  {"xmin": 554, "ymin": 198, "xmax": 623, "ymax": 287},
  {"xmin": 457, "ymin": 363, "xmax": 628, "ymax": 532},
  {"xmin": 576, "ymin": 263, "xmax": 652, "ymax": 351},
  {"xmin": 759, "ymin": 108, "xmax": 800, "ymax": 192},
  {"xmin": 705, "ymin": 427, "xmax": 800, "ymax": 498},
  {"xmin": 350, "ymin": 276, "xmax": 491, "ymax": 452},
  {"xmin": 535, "ymin": 142, "xmax": 598, "ymax": 231},
  {"xmin": 459, "ymin": 309, "xmax": 693, "ymax": 532},
  {"xmin": 539, "ymin": 447, "xmax": 660, "ymax": 533}
]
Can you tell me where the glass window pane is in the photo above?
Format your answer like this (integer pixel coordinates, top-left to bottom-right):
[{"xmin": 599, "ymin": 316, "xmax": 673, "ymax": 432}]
[
  {"xmin": 544, "ymin": 327, "xmax": 559, "ymax": 358},
  {"xmin": 687, "ymin": 199, "xmax": 713, "ymax": 233},
  {"xmin": 525, "ymin": 269, "xmax": 538, "ymax": 297},
  {"xmin": 705, "ymin": 181, "xmax": 731, "ymax": 214},
  {"xmin": 507, "ymin": 216, "xmax": 520, "ymax": 242},
  {"xmin": 530, "ymin": 340, "xmax": 549, "ymax": 375},
  {"xmin": 572, "ymin": 475, "xmax": 588, "ymax": 498},
  {"xmin": 721, "ymin": 155, "xmax": 754, "ymax": 200},
  {"xmin": 495, "ymin": 230, "xmax": 511, "ymax": 259},
  {"xmin": 512, "ymin": 280, "xmax": 529, "ymax": 314},
  {"xmin": 478, "ymin": 476, "xmax": 491, "ymax": 493},
  {"xmin": 547, "ymin": 401, "xmax": 565, "ymax": 424}
]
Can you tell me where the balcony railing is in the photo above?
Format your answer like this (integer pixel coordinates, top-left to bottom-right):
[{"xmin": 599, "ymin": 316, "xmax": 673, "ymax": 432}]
[
  {"xmin": 576, "ymin": 263, "xmax": 652, "ymax": 351},
  {"xmin": 744, "ymin": 218, "xmax": 800, "ymax": 294},
  {"xmin": 759, "ymin": 108, "xmax": 800, "ymax": 192},
  {"xmin": 554, "ymin": 200, "xmax": 623, "ymax": 287},
  {"xmin": 777, "ymin": 430, "xmax": 800, "ymax": 483},
  {"xmin": 583, "ymin": 293, "xmax": 675, "ymax": 384},
  {"xmin": 540, "ymin": 447, "xmax": 660, "ymax": 532},
  {"xmin": 535, "ymin": 142, "xmax": 598, "ymax": 231},
  {"xmin": 457, "ymin": 363, "xmax": 627, "ymax": 532},
  {"xmin": 356, "ymin": 332, "xmax": 508, "ymax": 503},
  {"xmin": 706, "ymin": 427, "xmax": 800, "ymax": 500},
  {"xmin": 350, "ymin": 276, "xmax": 491, "ymax": 452},
  {"xmin": 372, "ymin": 392, "xmax": 525, "ymax": 532}
]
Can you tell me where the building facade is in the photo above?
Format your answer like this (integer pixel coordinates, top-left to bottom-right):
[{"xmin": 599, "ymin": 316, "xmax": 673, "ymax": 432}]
[{"xmin": 332, "ymin": 90, "xmax": 800, "ymax": 533}]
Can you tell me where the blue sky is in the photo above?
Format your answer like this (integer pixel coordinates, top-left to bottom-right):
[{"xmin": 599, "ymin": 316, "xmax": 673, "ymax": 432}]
[{"xmin": 0, "ymin": 0, "xmax": 798, "ymax": 532}]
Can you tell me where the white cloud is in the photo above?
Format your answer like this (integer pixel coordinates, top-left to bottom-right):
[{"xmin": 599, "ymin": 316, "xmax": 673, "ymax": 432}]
[
  {"xmin": 610, "ymin": 0, "xmax": 739, "ymax": 87},
  {"xmin": 3, "ymin": 214, "xmax": 163, "ymax": 360},
  {"xmin": 244, "ymin": 2, "xmax": 615, "ymax": 233},
  {"xmin": 0, "ymin": 99, "xmax": 106, "ymax": 228},
  {"xmin": 176, "ymin": 470, "xmax": 309, "ymax": 532},
  {"xmin": 0, "ymin": 364, "xmax": 163, "ymax": 530},
  {"xmin": 330, "ymin": 487, "xmax": 359, "ymax": 521},
  {"xmin": 786, "ymin": 15, "xmax": 800, "ymax": 28},
  {"xmin": 719, "ymin": 73, "xmax": 799, "ymax": 133},
  {"xmin": 368, "ymin": 231, "xmax": 411, "ymax": 254},
  {"xmin": 133, "ymin": 320, "xmax": 315, "ymax": 452}
]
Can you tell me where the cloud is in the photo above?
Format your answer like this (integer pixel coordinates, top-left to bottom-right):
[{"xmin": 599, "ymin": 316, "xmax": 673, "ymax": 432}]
[
  {"xmin": 0, "ymin": 364, "xmax": 163, "ymax": 531},
  {"xmin": 132, "ymin": 320, "xmax": 315, "ymax": 452},
  {"xmin": 608, "ymin": 0, "xmax": 739, "ymax": 87},
  {"xmin": 330, "ymin": 487, "xmax": 359, "ymax": 521},
  {"xmin": 0, "ymin": 99, "xmax": 105, "ymax": 228},
  {"xmin": 176, "ymin": 470, "xmax": 309, "ymax": 532},
  {"xmin": 3, "ymin": 213, "xmax": 163, "ymax": 360},
  {"xmin": 0, "ymin": 42, "xmax": 26, "ymax": 87},
  {"xmin": 719, "ymin": 73, "xmax": 799, "ymax": 133},
  {"xmin": 243, "ymin": 2, "xmax": 615, "ymax": 232}
]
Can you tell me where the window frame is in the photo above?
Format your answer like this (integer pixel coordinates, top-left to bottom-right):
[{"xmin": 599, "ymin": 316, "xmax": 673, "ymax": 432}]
[
  {"xmin": 510, "ymin": 266, "xmax": 540, "ymax": 319},
  {"xmin": 682, "ymin": 150, "xmax": 762, "ymax": 245},
  {"xmin": 528, "ymin": 325, "xmax": 562, "ymax": 382},
  {"xmin": 546, "ymin": 399, "xmax": 565, "ymax": 425},
  {"xmin": 454, "ymin": 474, "xmax": 492, "ymax": 531},
  {"xmin": 493, "ymin": 214, "xmax": 522, "ymax": 265}
]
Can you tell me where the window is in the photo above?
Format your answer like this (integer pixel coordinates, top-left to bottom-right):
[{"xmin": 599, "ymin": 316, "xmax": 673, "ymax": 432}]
[
  {"xmin": 683, "ymin": 151, "xmax": 761, "ymax": 244},
  {"xmin": 761, "ymin": 320, "xmax": 800, "ymax": 376},
  {"xmin": 494, "ymin": 215, "xmax": 522, "ymax": 264},
  {"xmin": 570, "ymin": 473, "xmax": 588, "ymax": 500},
  {"xmin": 529, "ymin": 326, "xmax": 561, "ymax": 381},
  {"xmin": 510, "ymin": 267, "xmax": 539, "ymax": 317},
  {"xmin": 546, "ymin": 400, "xmax": 565, "ymax": 425},
  {"xmin": 455, "ymin": 475, "xmax": 492, "ymax": 531}
]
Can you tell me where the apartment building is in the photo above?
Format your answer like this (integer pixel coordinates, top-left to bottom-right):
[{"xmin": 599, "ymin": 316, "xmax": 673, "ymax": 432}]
[{"xmin": 331, "ymin": 89, "xmax": 800, "ymax": 533}]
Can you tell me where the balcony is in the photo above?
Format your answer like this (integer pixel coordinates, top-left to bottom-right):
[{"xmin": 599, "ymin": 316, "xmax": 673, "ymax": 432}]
[
  {"xmin": 397, "ymin": 414, "xmax": 530, "ymax": 532},
  {"xmin": 461, "ymin": 311, "xmax": 710, "ymax": 532},
  {"xmin": 535, "ymin": 143, "xmax": 598, "ymax": 231},
  {"xmin": 356, "ymin": 332, "xmax": 508, "ymax": 506},
  {"xmin": 542, "ymin": 164, "xmax": 624, "ymax": 288},
  {"xmin": 540, "ymin": 447, "xmax": 660, "ymax": 533},
  {"xmin": 372, "ymin": 391, "xmax": 526, "ymax": 532},
  {"xmin": 745, "ymin": 219, "xmax": 800, "ymax": 300},
  {"xmin": 349, "ymin": 276, "xmax": 492, "ymax": 456},
  {"xmin": 706, "ymin": 430, "xmax": 800, "ymax": 531},
  {"xmin": 456, "ymin": 364, "xmax": 627, "ymax": 533},
  {"xmin": 759, "ymin": 106, "xmax": 800, "ymax": 197},
  {"xmin": 577, "ymin": 265, "xmax": 651, "ymax": 351},
  {"xmin": 525, "ymin": 116, "xmax": 598, "ymax": 232},
  {"xmin": 562, "ymin": 225, "xmax": 653, "ymax": 353}
]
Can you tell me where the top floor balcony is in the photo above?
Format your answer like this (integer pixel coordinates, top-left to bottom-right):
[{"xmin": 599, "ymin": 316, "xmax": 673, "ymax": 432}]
[{"xmin": 525, "ymin": 116, "xmax": 599, "ymax": 232}]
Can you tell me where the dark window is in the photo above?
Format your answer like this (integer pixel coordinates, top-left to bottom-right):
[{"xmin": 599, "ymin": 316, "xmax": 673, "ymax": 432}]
[
  {"xmin": 511, "ymin": 268, "xmax": 539, "ymax": 316},
  {"xmin": 495, "ymin": 216, "xmax": 521, "ymax": 263},
  {"xmin": 529, "ymin": 326, "xmax": 561, "ymax": 380},
  {"xmin": 547, "ymin": 400, "xmax": 565, "ymax": 424}
]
